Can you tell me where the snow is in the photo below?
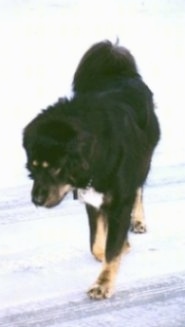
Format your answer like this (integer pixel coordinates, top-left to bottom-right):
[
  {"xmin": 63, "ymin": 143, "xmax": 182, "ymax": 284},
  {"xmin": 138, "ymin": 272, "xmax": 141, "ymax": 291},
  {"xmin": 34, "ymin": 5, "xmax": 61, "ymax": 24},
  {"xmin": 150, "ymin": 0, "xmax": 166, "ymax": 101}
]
[
  {"xmin": 0, "ymin": 0, "xmax": 185, "ymax": 325},
  {"xmin": 0, "ymin": 0, "xmax": 185, "ymax": 187}
]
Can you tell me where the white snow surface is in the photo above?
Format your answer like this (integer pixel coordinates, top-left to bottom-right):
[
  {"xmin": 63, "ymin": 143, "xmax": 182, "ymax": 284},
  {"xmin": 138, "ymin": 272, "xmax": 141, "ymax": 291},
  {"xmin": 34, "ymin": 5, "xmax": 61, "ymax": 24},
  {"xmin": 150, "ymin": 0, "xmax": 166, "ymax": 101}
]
[
  {"xmin": 0, "ymin": 0, "xmax": 185, "ymax": 323},
  {"xmin": 0, "ymin": 0, "xmax": 185, "ymax": 188}
]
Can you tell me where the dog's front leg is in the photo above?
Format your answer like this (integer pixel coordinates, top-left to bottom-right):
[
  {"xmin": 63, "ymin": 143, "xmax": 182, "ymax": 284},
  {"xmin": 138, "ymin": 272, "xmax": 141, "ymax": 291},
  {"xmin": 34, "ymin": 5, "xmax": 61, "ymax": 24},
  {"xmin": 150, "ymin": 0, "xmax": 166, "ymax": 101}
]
[
  {"xmin": 88, "ymin": 196, "xmax": 134, "ymax": 299},
  {"xmin": 86, "ymin": 204, "xmax": 107, "ymax": 262}
]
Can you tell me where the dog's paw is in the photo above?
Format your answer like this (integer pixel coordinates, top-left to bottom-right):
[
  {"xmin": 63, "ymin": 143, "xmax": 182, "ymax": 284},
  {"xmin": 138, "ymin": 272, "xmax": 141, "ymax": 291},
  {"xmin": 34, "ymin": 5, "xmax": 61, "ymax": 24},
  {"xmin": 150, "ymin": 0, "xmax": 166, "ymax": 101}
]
[
  {"xmin": 92, "ymin": 249, "xmax": 105, "ymax": 262},
  {"xmin": 93, "ymin": 253, "xmax": 105, "ymax": 262},
  {"xmin": 130, "ymin": 220, "xmax": 147, "ymax": 233},
  {"xmin": 87, "ymin": 282, "xmax": 113, "ymax": 300}
]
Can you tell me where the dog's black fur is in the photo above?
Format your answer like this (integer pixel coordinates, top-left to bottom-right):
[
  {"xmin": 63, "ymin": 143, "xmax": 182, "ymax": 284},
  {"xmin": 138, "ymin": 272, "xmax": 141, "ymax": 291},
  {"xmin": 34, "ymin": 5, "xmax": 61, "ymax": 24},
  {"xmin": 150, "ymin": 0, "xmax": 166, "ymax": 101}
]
[{"xmin": 23, "ymin": 40, "xmax": 160, "ymax": 298}]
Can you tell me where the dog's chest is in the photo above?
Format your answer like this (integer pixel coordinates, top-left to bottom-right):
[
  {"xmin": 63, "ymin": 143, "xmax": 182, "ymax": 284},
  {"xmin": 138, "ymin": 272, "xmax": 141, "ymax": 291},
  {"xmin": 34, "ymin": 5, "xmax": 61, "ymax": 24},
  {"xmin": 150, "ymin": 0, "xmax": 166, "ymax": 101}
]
[{"xmin": 78, "ymin": 187, "xmax": 104, "ymax": 209}]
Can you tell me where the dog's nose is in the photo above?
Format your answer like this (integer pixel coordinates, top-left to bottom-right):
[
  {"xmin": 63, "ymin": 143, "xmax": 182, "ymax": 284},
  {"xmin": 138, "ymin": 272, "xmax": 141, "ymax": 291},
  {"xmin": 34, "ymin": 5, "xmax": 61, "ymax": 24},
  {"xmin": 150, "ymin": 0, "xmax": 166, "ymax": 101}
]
[{"xmin": 32, "ymin": 195, "xmax": 45, "ymax": 206}]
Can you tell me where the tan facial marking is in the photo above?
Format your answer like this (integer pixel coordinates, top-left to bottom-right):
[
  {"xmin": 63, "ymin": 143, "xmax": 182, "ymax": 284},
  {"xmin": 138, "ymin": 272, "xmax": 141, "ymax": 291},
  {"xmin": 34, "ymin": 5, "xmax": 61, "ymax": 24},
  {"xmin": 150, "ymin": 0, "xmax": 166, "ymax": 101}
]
[
  {"xmin": 59, "ymin": 184, "xmax": 73, "ymax": 198},
  {"xmin": 44, "ymin": 184, "xmax": 73, "ymax": 208},
  {"xmin": 32, "ymin": 160, "xmax": 39, "ymax": 167},
  {"xmin": 42, "ymin": 161, "xmax": 49, "ymax": 168},
  {"xmin": 53, "ymin": 168, "xmax": 61, "ymax": 176}
]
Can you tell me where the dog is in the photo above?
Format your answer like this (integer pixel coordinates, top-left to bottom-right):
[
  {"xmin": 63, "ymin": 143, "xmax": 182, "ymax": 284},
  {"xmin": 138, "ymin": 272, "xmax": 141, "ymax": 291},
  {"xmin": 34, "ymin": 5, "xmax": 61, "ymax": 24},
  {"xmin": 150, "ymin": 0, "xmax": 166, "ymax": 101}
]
[{"xmin": 23, "ymin": 40, "xmax": 160, "ymax": 299}]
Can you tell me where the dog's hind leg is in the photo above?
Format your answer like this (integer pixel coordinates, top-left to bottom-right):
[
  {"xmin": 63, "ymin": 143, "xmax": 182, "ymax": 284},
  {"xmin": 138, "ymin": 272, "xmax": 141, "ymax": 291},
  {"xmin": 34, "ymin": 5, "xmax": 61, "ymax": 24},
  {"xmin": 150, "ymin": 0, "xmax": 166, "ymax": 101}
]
[
  {"xmin": 86, "ymin": 205, "xmax": 107, "ymax": 262},
  {"xmin": 130, "ymin": 188, "xmax": 147, "ymax": 233}
]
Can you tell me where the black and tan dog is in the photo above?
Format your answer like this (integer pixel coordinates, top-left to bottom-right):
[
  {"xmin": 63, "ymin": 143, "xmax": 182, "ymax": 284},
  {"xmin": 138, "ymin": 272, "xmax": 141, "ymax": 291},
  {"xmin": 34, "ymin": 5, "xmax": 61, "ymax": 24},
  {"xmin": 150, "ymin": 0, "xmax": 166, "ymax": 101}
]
[{"xmin": 23, "ymin": 40, "xmax": 160, "ymax": 299}]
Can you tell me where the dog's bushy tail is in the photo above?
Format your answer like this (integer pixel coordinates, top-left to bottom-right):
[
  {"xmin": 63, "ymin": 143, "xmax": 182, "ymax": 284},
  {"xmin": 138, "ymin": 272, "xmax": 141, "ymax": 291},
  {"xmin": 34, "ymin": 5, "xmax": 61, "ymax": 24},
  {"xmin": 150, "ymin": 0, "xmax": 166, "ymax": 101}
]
[{"xmin": 73, "ymin": 40, "xmax": 139, "ymax": 93}]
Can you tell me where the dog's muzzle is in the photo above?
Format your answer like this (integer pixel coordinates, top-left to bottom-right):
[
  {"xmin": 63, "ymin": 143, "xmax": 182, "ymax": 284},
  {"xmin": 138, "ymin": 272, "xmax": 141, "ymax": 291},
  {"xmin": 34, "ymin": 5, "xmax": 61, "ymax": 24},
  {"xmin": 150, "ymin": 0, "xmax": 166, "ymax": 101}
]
[{"xmin": 32, "ymin": 182, "xmax": 72, "ymax": 208}]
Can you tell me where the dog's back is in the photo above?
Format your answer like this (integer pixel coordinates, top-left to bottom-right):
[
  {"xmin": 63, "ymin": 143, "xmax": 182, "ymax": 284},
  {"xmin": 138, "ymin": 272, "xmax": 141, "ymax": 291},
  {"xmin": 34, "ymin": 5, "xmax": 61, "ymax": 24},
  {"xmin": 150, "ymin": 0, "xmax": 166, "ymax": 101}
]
[
  {"xmin": 73, "ymin": 40, "xmax": 160, "ymax": 149},
  {"xmin": 73, "ymin": 40, "xmax": 139, "ymax": 93}
]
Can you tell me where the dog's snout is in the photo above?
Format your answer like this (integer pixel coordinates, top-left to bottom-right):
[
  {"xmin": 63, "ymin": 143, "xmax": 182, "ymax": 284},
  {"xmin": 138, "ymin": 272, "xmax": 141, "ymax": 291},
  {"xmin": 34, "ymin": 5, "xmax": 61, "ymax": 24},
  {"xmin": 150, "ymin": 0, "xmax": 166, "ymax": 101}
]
[
  {"xmin": 32, "ymin": 194, "xmax": 46, "ymax": 206},
  {"xmin": 32, "ymin": 183, "xmax": 48, "ymax": 207}
]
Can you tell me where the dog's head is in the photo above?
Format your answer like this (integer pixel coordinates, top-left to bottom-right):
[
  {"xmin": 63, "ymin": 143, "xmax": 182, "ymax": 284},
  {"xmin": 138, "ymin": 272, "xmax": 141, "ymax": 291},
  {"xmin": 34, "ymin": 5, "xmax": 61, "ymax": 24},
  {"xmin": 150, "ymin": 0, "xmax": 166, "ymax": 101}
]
[{"xmin": 23, "ymin": 109, "xmax": 91, "ymax": 208}]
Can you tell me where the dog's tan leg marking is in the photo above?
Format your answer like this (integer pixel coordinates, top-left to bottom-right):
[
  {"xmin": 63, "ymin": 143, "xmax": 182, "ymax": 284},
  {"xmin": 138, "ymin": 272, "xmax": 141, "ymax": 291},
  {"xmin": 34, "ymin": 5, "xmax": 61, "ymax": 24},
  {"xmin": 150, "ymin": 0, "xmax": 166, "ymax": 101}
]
[
  {"xmin": 130, "ymin": 188, "xmax": 146, "ymax": 233},
  {"xmin": 88, "ymin": 241, "xmax": 130, "ymax": 299},
  {"xmin": 92, "ymin": 214, "xmax": 107, "ymax": 262}
]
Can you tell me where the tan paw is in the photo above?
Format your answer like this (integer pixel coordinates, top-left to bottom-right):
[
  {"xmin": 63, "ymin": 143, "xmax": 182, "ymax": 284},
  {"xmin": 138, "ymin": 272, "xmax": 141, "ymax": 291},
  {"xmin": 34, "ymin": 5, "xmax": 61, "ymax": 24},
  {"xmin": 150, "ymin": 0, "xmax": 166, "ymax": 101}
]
[
  {"xmin": 92, "ymin": 250, "xmax": 105, "ymax": 262},
  {"xmin": 87, "ymin": 282, "xmax": 113, "ymax": 300},
  {"xmin": 92, "ymin": 243, "xmax": 105, "ymax": 262},
  {"xmin": 130, "ymin": 220, "xmax": 147, "ymax": 233}
]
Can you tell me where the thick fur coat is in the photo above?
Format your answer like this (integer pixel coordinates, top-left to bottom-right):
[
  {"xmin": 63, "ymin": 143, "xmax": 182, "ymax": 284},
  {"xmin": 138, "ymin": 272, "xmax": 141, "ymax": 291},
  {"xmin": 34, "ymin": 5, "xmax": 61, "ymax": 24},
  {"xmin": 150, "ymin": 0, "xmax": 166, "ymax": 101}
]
[{"xmin": 23, "ymin": 40, "xmax": 160, "ymax": 299}]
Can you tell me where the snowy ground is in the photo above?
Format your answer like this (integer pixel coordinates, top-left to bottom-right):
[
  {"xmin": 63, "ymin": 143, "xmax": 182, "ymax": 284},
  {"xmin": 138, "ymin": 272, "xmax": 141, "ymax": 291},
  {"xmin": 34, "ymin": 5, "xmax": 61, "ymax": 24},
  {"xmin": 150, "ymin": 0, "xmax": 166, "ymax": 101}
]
[{"xmin": 0, "ymin": 0, "xmax": 185, "ymax": 326}]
